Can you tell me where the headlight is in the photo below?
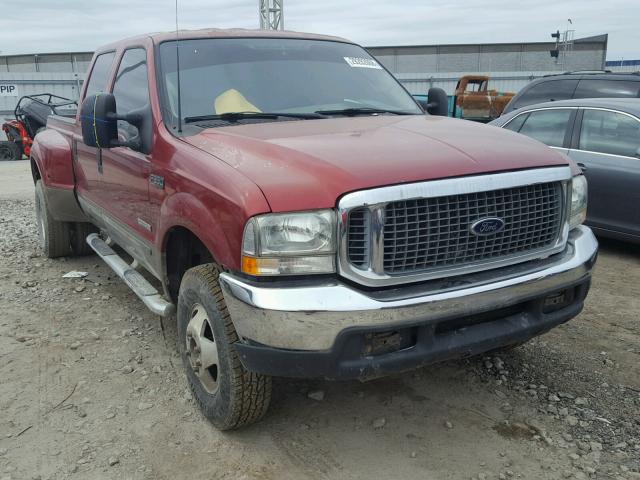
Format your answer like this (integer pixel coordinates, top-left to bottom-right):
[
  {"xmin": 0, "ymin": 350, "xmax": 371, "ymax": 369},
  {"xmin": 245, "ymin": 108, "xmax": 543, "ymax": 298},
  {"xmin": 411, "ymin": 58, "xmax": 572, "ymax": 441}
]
[
  {"xmin": 241, "ymin": 210, "xmax": 336, "ymax": 275},
  {"xmin": 570, "ymin": 175, "xmax": 588, "ymax": 229}
]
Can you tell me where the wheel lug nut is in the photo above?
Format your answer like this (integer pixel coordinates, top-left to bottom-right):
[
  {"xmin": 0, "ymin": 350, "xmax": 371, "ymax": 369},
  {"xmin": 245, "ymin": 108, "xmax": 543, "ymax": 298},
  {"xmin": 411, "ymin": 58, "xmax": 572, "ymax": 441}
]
[{"xmin": 195, "ymin": 359, "xmax": 202, "ymax": 367}]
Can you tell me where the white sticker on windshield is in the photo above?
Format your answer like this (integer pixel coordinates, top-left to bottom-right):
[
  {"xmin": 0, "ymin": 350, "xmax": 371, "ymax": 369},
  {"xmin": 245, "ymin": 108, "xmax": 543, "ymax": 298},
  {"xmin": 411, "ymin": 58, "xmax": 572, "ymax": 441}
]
[{"xmin": 343, "ymin": 57, "xmax": 383, "ymax": 69}]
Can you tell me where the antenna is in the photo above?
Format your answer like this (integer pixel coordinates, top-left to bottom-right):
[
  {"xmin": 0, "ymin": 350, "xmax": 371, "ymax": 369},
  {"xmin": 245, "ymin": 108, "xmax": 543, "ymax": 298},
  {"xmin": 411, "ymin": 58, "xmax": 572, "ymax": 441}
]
[{"xmin": 175, "ymin": 0, "xmax": 183, "ymax": 133}]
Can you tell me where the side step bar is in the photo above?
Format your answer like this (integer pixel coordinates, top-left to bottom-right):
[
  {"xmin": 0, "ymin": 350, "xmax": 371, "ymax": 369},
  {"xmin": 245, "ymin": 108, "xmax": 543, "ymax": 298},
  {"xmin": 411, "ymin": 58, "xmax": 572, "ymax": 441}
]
[{"xmin": 86, "ymin": 233, "xmax": 175, "ymax": 317}]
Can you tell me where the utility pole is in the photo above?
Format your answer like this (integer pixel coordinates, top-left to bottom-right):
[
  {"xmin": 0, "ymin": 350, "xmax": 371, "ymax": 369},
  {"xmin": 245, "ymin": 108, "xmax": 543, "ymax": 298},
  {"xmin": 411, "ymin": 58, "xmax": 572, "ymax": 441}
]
[{"xmin": 259, "ymin": 0, "xmax": 284, "ymax": 30}]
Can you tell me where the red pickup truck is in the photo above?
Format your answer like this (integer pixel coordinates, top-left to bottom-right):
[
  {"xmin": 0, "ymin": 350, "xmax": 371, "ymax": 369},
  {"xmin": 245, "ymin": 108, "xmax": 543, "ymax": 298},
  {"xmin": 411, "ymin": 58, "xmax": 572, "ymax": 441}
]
[{"xmin": 31, "ymin": 29, "xmax": 597, "ymax": 430}]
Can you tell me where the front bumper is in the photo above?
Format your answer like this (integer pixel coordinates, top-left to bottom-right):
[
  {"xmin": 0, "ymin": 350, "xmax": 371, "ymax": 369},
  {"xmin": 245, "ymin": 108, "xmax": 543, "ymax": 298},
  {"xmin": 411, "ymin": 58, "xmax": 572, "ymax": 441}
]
[{"xmin": 219, "ymin": 226, "xmax": 598, "ymax": 380}]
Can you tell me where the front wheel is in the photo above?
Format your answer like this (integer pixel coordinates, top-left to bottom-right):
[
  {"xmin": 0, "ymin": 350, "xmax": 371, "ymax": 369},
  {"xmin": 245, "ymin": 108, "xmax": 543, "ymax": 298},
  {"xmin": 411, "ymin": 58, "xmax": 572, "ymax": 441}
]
[{"xmin": 177, "ymin": 264, "xmax": 272, "ymax": 430}]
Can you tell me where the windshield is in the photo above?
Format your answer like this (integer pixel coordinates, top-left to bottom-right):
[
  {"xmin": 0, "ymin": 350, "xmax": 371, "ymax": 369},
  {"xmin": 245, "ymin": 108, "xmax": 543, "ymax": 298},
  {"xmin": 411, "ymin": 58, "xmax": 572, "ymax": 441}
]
[{"xmin": 158, "ymin": 37, "xmax": 422, "ymax": 128}]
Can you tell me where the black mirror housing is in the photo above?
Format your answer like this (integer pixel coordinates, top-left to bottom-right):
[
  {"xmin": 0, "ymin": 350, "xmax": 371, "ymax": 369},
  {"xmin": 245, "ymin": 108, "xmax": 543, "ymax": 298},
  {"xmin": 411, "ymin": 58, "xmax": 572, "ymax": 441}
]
[
  {"xmin": 426, "ymin": 87, "xmax": 449, "ymax": 117},
  {"xmin": 416, "ymin": 98, "xmax": 430, "ymax": 111},
  {"xmin": 80, "ymin": 94, "xmax": 118, "ymax": 149},
  {"xmin": 80, "ymin": 94, "xmax": 145, "ymax": 151}
]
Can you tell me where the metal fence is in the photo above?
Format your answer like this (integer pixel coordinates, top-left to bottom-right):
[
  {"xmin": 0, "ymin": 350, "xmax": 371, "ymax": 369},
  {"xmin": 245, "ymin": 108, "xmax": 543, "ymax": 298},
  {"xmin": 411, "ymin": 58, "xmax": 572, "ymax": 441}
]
[
  {"xmin": 1, "ymin": 69, "xmax": 551, "ymax": 111},
  {"xmin": 605, "ymin": 60, "xmax": 640, "ymax": 73},
  {"xmin": 0, "ymin": 72, "xmax": 82, "ymax": 113},
  {"xmin": 0, "ymin": 72, "xmax": 83, "ymax": 139},
  {"xmin": 1, "ymin": 69, "xmax": 560, "ymax": 139},
  {"xmin": 395, "ymin": 71, "xmax": 559, "ymax": 96}
]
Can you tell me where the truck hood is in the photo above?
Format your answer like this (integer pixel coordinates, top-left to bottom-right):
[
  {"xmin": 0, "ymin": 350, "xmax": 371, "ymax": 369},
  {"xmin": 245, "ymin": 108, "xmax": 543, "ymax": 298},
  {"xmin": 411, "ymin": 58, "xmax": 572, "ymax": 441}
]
[{"xmin": 183, "ymin": 115, "xmax": 572, "ymax": 212}]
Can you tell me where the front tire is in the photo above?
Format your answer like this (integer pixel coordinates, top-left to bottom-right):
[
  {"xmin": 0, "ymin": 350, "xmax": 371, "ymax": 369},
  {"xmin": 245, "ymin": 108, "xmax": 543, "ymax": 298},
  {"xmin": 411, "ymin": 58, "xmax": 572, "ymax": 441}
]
[
  {"xmin": 35, "ymin": 180, "xmax": 72, "ymax": 258},
  {"xmin": 177, "ymin": 264, "xmax": 272, "ymax": 430}
]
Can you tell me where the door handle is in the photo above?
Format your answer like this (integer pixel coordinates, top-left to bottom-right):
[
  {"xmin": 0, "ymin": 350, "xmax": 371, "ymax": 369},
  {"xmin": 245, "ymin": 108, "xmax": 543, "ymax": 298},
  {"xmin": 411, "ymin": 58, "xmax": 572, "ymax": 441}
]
[{"xmin": 577, "ymin": 162, "xmax": 587, "ymax": 173}]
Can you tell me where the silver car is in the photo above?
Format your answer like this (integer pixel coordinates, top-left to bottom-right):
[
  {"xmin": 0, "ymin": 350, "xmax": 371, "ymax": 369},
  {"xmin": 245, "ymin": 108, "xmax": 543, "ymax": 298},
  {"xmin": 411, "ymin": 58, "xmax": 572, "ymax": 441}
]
[{"xmin": 490, "ymin": 98, "xmax": 640, "ymax": 242}]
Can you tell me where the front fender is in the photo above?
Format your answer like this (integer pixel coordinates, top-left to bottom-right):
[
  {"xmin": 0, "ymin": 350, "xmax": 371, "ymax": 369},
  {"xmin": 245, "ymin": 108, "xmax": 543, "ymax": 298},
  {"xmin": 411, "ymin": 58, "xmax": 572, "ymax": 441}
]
[{"xmin": 158, "ymin": 192, "xmax": 245, "ymax": 271}]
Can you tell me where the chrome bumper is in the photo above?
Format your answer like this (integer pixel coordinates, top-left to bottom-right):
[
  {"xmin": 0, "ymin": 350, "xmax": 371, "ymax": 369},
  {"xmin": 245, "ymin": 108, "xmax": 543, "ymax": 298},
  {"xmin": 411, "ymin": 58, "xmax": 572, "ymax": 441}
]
[{"xmin": 219, "ymin": 226, "xmax": 598, "ymax": 351}]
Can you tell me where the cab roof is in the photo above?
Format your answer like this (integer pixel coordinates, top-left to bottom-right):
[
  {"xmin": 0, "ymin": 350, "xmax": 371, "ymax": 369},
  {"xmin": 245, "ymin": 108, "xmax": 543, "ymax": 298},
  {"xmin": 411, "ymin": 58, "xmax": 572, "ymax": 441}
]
[{"xmin": 96, "ymin": 28, "xmax": 353, "ymax": 53}]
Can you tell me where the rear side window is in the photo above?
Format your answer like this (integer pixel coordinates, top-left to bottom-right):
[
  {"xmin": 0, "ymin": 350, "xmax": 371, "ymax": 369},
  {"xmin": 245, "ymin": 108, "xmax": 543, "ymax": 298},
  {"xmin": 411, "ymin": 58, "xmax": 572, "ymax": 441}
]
[
  {"xmin": 503, "ymin": 113, "xmax": 529, "ymax": 133},
  {"xmin": 574, "ymin": 79, "xmax": 640, "ymax": 99},
  {"xmin": 579, "ymin": 109, "xmax": 640, "ymax": 157},
  {"xmin": 112, "ymin": 48, "xmax": 149, "ymax": 138},
  {"xmin": 84, "ymin": 52, "xmax": 116, "ymax": 98},
  {"xmin": 517, "ymin": 109, "xmax": 573, "ymax": 147},
  {"xmin": 511, "ymin": 80, "xmax": 578, "ymax": 110}
]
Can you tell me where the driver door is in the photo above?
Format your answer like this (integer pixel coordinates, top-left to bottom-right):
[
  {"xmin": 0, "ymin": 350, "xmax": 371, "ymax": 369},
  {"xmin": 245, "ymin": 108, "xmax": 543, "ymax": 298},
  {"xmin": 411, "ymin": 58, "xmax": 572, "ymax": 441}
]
[
  {"xmin": 503, "ymin": 108, "xmax": 576, "ymax": 156},
  {"xmin": 568, "ymin": 108, "xmax": 640, "ymax": 236},
  {"xmin": 97, "ymin": 48, "xmax": 154, "ymax": 260}
]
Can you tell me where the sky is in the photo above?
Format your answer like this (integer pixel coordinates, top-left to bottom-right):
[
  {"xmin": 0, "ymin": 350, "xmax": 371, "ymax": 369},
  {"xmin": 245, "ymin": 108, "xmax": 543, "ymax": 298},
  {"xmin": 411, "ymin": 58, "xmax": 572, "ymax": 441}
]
[{"xmin": 0, "ymin": 0, "xmax": 638, "ymax": 60}]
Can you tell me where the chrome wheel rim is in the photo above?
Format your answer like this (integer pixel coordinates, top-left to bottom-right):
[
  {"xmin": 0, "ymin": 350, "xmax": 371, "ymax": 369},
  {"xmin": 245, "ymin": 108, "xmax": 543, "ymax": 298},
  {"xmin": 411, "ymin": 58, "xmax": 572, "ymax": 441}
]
[{"xmin": 186, "ymin": 303, "xmax": 220, "ymax": 394}]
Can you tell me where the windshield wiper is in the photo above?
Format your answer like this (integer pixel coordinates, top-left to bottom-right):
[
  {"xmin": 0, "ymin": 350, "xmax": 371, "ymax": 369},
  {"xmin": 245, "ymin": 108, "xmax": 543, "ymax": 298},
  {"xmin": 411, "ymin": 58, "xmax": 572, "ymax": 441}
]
[
  {"xmin": 314, "ymin": 107, "xmax": 414, "ymax": 116},
  {"xmin": 184, "ymin": 111, "xmax": 326, "ymax": 124}
]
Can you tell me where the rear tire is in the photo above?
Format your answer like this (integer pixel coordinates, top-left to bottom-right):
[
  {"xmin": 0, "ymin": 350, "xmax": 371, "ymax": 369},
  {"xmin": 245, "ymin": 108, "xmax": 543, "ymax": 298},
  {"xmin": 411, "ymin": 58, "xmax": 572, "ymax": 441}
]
[
  {"xmin": 35, "ymin": 180, "xmax": 72, "ymax": 258},
  {"xmin": 0, "ymin": 141, "xmax": 22, "ymax": 161},
  {"xmin": 70, "ymin": 222, "xmax": 98, "ymax": 256},
  {"xmin": 177, "ymin": 263, "xmax": 272, "ymax": 430}
]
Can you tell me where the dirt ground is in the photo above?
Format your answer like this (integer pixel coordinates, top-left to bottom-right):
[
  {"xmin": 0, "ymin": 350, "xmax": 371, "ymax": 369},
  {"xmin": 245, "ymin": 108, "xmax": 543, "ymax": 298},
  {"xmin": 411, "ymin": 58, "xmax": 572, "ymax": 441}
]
[{"xmin": 0, "ymin": 160, "xmax": 638, "ymax": 480}]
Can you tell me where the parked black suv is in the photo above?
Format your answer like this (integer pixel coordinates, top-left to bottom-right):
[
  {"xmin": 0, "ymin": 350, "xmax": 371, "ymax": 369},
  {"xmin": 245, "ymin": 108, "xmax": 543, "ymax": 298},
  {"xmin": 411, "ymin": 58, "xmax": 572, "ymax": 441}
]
[{"xmin": 503, "ymin": 71, "xmax": 640, "ymax": 114}]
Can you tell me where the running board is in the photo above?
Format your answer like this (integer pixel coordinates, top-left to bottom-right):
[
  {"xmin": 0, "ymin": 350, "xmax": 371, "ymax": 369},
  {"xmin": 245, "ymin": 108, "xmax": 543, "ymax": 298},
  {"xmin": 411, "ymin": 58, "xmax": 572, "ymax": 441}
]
[{"xmin": 86, "ymin": 233, "xmax": 175, "ymax": 317}]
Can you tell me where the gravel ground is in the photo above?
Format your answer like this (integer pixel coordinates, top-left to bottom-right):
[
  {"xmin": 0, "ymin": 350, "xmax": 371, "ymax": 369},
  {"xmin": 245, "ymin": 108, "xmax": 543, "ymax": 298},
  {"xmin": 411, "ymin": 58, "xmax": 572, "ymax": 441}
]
[{"xmin": 0, "ymin": 161, "xmax": 639, "ymax": 480}]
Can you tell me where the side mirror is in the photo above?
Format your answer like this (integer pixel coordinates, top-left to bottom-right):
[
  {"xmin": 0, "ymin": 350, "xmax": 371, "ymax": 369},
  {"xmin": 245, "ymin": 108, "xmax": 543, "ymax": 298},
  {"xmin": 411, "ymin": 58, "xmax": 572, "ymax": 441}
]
[
  {"xmin": 80, "ymin": 93, "xmax": 141, "ymax": 150},
  {"xmin": 425, "ymin": 87, "xmax": 449, "ymax": 117}
]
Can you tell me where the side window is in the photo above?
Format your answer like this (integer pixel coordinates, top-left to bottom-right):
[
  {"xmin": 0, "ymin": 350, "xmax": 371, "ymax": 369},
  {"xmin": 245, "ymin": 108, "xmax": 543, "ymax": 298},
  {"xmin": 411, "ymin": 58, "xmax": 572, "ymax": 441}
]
[
  {"xmin": 465, "ymin": 81, "xmax": 482, "ymax": 93},
  {"xmin": 517, "ymin": 109, "xmax": 573, "ymax": 147},
  {"xmin": 84, "ymin": 52, "xmax": 116, "ymax": 98},
  {"xmin": 503, "ymin": 113, "xmax": 529, "ymax": 133},
  {"xmin": 112, "ymin": 48, "xmax": 149, "ymax": 139},
  {"xmin": 579, "ymin": 109, "xmax": 640, "ymax": 157},
  {"xmin": 574, "ymin": 80, "xmax": 640, "ymax": 99},
  {"xmin": 512, "ymin": 80, "xmax": 578, "ymax": 110}
]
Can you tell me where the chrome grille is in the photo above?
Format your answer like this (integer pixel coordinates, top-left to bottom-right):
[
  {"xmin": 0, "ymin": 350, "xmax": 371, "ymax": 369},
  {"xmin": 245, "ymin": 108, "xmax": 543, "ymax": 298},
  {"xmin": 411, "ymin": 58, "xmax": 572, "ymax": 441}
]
[
  {"xmin": 347, "ymin": 209, "xmax": 369, "ymax": 268},
  {"xmin": 381, "ymin": 182, "xmax": 563, "ymax": 274},
  {"xmin": 343, "ymin": 177, "xmax": 567, "ymax": 284}
]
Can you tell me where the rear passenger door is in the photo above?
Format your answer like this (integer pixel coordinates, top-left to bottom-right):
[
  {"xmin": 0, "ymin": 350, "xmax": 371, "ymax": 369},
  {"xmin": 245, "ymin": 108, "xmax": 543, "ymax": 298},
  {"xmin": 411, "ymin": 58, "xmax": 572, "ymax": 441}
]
[
  {"xmin": 503, "ymin": 108, "xmax": 576, "ymax": 154},
  {"xmin": 568, "ymin": 108, "xmax": 640, "ymax": 236}
]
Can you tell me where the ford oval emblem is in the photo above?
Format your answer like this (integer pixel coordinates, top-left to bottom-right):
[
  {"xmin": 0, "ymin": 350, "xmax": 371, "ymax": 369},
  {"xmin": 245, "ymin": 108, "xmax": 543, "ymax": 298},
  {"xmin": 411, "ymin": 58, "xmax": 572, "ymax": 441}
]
[{"xmin": 470, "ymin": 217, "xmax": 505, "ymax": 236}]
